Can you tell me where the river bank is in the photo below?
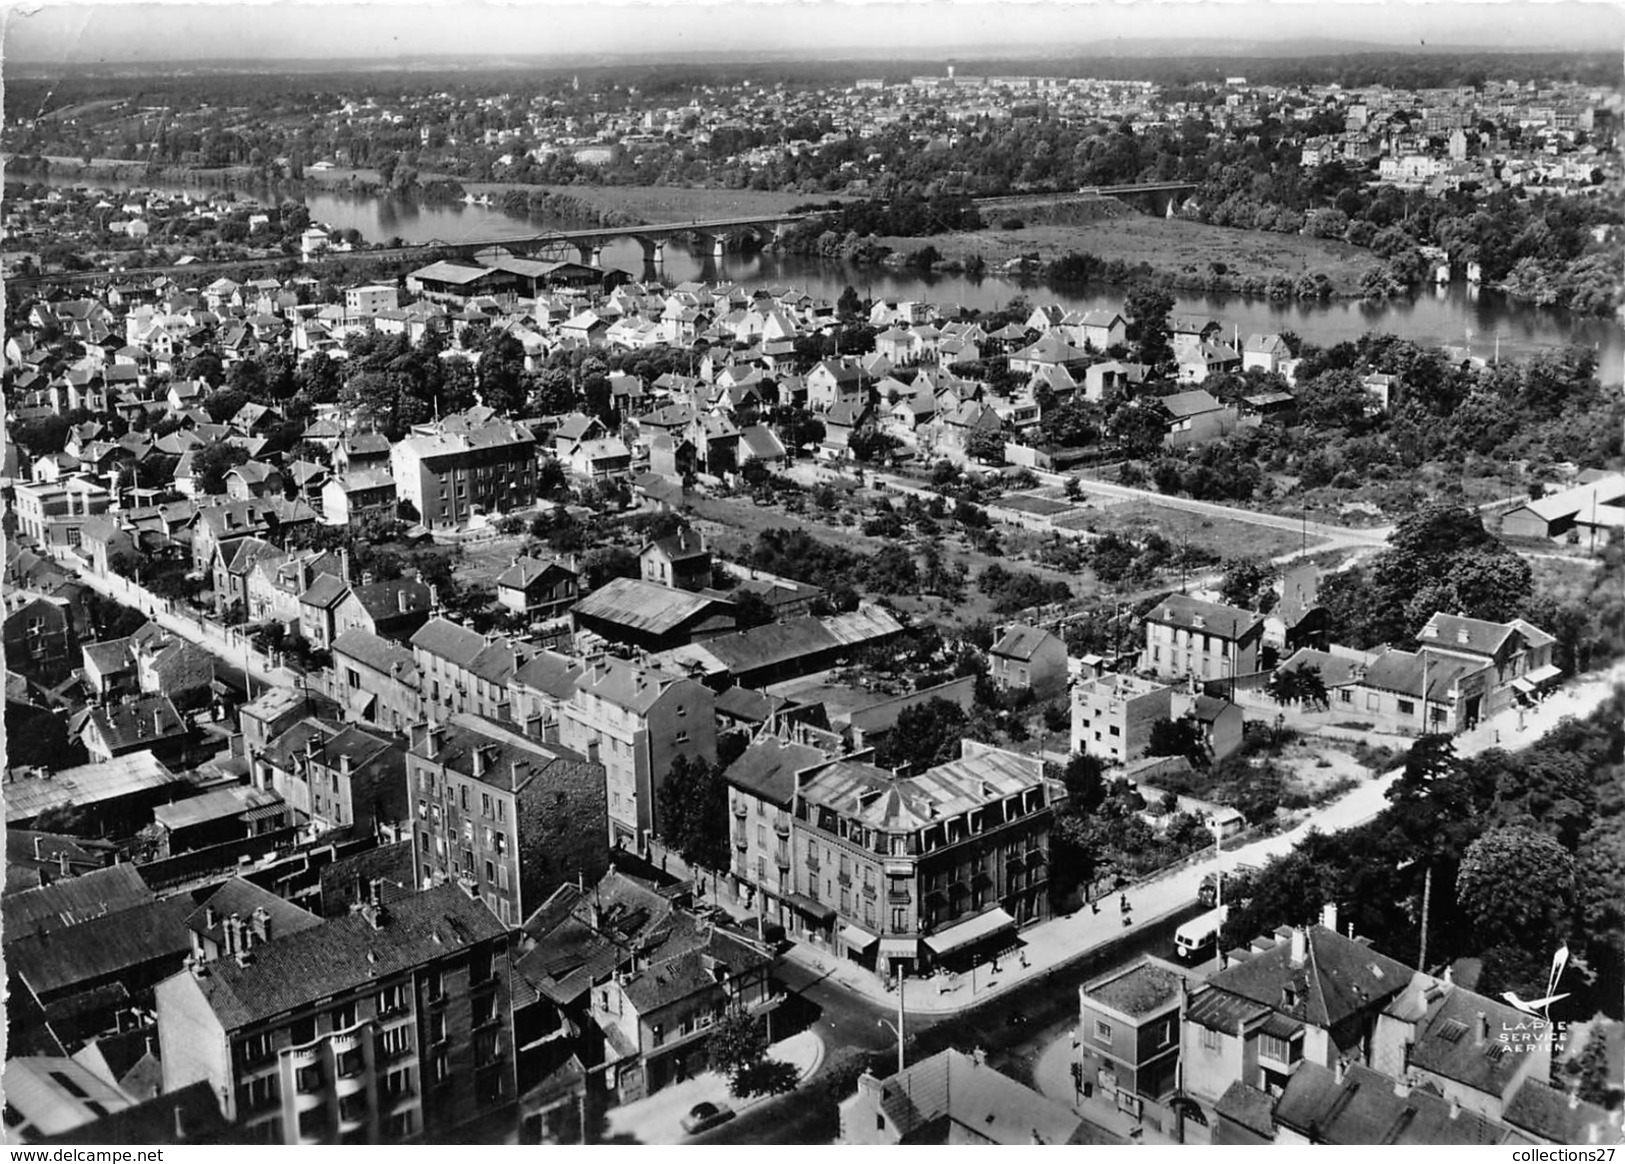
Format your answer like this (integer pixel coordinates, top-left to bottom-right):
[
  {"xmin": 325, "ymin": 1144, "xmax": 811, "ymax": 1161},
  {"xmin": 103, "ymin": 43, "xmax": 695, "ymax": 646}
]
[{"xmin": 871, "ymin": 213, "xmax": 1386, "ymax": 299}]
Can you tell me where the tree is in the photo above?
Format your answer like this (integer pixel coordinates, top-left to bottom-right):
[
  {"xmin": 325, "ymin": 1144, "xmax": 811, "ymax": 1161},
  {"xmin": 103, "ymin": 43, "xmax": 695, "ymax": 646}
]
[
  {"xmin": 1219, "ymin": 557, "xmax": 1274, "ymax": 610},
  {"xmin": 1147, "ymin": 716, "xmax": 1207, "ymax": 766},
  {"xmin": 1060, "ymin": 752, "xmax": 1107, "ymax": 815},
  {"xmin": 963, "ymin": 426, "xmax": 1007, "ymax": 465},
  {"xmin": 848, "ymin": 427, "xmax": 900, "ymax": 465},
  {"xmin": 875, "ymin": 698, "xmax": 968, "ymax": 772},
  {"xmin": 1109, "ymin": 404, "xmax": 1167, "ymax": 459},
  {"xmin": 1124, "ymin": 285, "xmax": 1175, "ymax": 368},
  {"xmin": 1572, "ymin": 1030, "xmax": 1614, "ymax": 1108},
  {"xmin": 1266, "ymin": 664, "xmax": 1329, "ymax": 710},
  {"xmin": 1456, "ymin": 825, "xmax": 1576, "ymax": 952},
  {"xmin": 707, "ymin": 1006, "xmax": 769, "ymax": 1091},
  {"xmin": 837, "ymin": 284, "xmax": 864, "ymax": 319},
  {"xmin": 192, "ymin": 440, "xmax": 250, "ymax": 495},
  {"xmin": 655, "ymin": 755, "xmax": 729, "ymax": 871},
  {"xmin": 734, "ymin": 590, "xmax": 774, "ymax": 629},
  {"xmin": 477, "ymin": 330, "xmax": 529, "ymax": 416}
]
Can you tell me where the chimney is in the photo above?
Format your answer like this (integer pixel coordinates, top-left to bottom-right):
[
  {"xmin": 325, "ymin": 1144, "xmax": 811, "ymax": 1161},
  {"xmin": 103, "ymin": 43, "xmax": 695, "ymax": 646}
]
[
  {"xmin": 1449, "ymin": 1095, "xmax": 1461, "ymax": 1120},
  {"xmin": 204, "ymin": 905, "xmax": 217, "ymax": 930},
  {"xmin": 33, "ymin": 836, "xmax": 43, "ymax": 861},
  {"xmin": 362, "ymin": 571, "xmax": 375, "ymax": 587},
  {"xmin": 1290, "ymin": 926, "xmax": 1307, "ymax": 968},
  {"xmin": 398, "ymin": 587, "xmax": 409, "ymax": 613},
  {"xmin": 856, "ymin": 1070, "xmax": 884, "ymax": 1102},
  {"xmin": 1568, "ymin": 1090, "xmax": 1581, "ymax": 1111},
  {"xmin": 340, "ymin": 547, "xmax": 351, "ymax": 584},
  {"xmin": 430, "ymin": 584, "xmax": 441, "ymax": 610},
  {"xmin": 1457, "ymin": 626, "xmax": 1470, "ymax": 645},
  {"xmin": 339, "ymin": 752, "xmax": 352, "ymax": 778},
  {"xmin": 370, "ymin": 878, "xmax": 383, "ymax": 908},
  {"xmin": 1320, "ymin": 902, "xmax": 1338, "ymax": 933},
  {"xmin": 472, "ymin": 745, "xmax": 486, "ymax": 778},
  {"xmin": 1334, "ymin": 1056, "xmax": 1347, "ymax": 1084},
  {"xmin": 174, "ymin": 1103, "xmax": 189, "ymax": 1141},
  {"xmin": 153, "ymin": 709, "xmax": 164, "ymax": 736},
  {"xmin": 59, "ymin": 850, "xmax": 70, "ymax": 878},
  {"xmin": 1475, "ymin": 1011, "xmax": 1488, "ymax": 1046},
  {"xmin": 221, "ymin": 915, "xmax": 238, "ymax": 956},
  {"xmin": 251, "ymin": 906, "xmax": 270, "ymax": 943}
]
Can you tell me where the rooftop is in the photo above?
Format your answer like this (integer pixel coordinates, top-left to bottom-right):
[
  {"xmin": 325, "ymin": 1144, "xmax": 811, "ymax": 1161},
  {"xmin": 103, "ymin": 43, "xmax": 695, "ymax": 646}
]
[{"xmin": 185, "ymin": 882, "xmax": 506, "ymax": 1030}]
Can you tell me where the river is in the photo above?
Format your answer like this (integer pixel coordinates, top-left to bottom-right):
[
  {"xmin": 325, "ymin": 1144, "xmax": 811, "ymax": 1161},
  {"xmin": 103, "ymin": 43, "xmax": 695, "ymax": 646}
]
[{"xmin": 24, "ymin": 172, "xmax": 1625, "ymax": 382}]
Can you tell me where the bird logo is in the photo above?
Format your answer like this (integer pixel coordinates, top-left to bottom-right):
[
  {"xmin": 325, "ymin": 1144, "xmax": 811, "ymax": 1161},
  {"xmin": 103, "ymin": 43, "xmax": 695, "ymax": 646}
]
[{"xmin": 1501, "ymin": 944, "xmax": 1570, "ymax": 1020}]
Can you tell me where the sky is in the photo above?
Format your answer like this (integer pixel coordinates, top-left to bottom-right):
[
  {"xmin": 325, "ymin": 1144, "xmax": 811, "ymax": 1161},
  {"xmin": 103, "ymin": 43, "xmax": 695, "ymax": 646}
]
[{"xmin": 4, "ymin": 0, "xmax": 1623, "ymax": 66}]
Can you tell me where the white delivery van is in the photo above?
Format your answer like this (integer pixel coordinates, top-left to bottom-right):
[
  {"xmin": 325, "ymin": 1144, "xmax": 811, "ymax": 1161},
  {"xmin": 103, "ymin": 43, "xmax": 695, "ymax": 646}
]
[{"xmin": 1174, "ymin": 906, "xmax": 1229, "ymax": 961}]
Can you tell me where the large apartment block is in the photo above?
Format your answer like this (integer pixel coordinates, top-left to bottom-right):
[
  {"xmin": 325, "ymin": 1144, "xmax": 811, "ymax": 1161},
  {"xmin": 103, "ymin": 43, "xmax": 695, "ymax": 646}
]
[
  {"xmin": 787, "ymin": 739, "xmax": 1063, "ymax": 979},
  {"xmin": 406, "ymin": 713, "xmax": 609, "ymax": 926},
  {"xmin": 390, "ymin": 422, "xmax": 538, "ymax": 530},
  {"xmin": 154, "ymin": 883, "xmax": 517, "ymax": 1145},
  {"xmin": 557, "ymin": 658, "xmax": 716, "ymax": 849}
]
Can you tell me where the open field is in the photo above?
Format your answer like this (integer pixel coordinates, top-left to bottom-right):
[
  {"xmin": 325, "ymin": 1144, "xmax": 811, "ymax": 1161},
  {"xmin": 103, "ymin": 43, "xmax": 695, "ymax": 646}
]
[
  {"xmin": 879, "ymin": 213, "xmax": 1384, "ymax": 296},
  {"xmin": 1054, "ymin": 498, "xmax": 1319, "ymax": 561}
]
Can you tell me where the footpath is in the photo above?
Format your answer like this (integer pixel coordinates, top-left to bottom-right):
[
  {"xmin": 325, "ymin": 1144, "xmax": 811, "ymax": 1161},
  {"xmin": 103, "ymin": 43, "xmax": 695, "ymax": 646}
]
[
  {"xmin": 778, "ymin": 657, "xmax": 1625, "ymax": 1019},
  {"xmin": 602, "ymin": 1029, "xmax": 824, "ymax": 1145}
]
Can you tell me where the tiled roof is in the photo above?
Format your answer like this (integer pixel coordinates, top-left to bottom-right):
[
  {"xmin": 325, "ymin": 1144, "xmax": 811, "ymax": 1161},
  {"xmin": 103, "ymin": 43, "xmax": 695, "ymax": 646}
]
[
  {"xmin": 511, "ymin": 651, "xmax": 585, "ymax": 700},
  {"xmin": 297, "ymin": 572, "xmax": 350, "ymax": 610},
  {"xmin": 411, "ymin": 616, "xmax": 487, "ymax": 666},
  {"xmin": 1502, "ymin": 1077, "xmax": 1619, "ymax": 1146},
  {"xmin": 1216, "ymin": 1080, "xmax": 1278, "ymax": 1138},
  {"xmin": 8, "ymin": 896, "xmax": 196, "ymax": 997},
  {"xmin": 1409, "ymin": 985, "xmax": 1536, "ymax": 1098},
  {"xmin": 185, "ymin": 876, "xmax": 322, "ymax": 944},
  {"xmin": 188, "ymin": 883, "xmax": 506, "ymax": 1031},
  {"xmin": 723, "ymin": 738, "xmax": 829, "ymax": 808},
  {"xmin": 1145, "ymin": 594, "xmax": 1263, "ymax": 642},
  {"xmin": 1207, "ymin": 924, "xmax": 1410, "ymax": 1030},
  {"xmin": 84, "ymin": 695, "xmax": 186, "ymax": 753},
  {"xmin": 1159, "ymin": 389, "xmax": 1225, "ymax": 417},
  {"xmin": 415, "ymin": 712, "xmax": 591, "ymax": 795},
  {"xmin": 990, "ymin": 623, "xmax": 1058, "ymax": 662},
  {"xmin": 1278, "ymin": 1062, "xmax": 1526, "ymax": 1145},
  {"xmin": 3, "ymin": 864, "xmax": 155, "ymax": 941},
  {"xmin": 348, "ymin": 577, "xmax": 431, "ymax": 621},
  {"xmin": 333, "ymin": 628, "xmax": 418, "ymax": 684},
  {"xmin": 1416, "ymin": 612, "xmax": 1527, "ymax": 657}
]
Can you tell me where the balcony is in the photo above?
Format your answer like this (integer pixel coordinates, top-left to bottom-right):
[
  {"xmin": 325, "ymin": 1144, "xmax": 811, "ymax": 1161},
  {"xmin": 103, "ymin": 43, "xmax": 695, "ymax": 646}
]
[
  {"xmin": 774, "ymin": 820, "xmax": 790, "ymax": 838},
  {"xmin": 861, "ymin": 882, "xmax": 876, "ymax": 899},
  {"xmin": 837, "ymin": 871, "xmax": 852, "ymax": 887},
  {"xmin": 887, "ymin": 888, "xmax": 912, "ymax": 904},
  {"xmin": 733, "ymin": 803, "xmax": 748, "ymax": 818},
  {"xmin": 776, "ymin": 849, "xmax": 791, "ymax": 870},
  {"xmin": 734, "ymin": 834, "xmax": 748, "ymax": 852},
  {"xmin": 334, "ymin": 1072, "xmax": 366, "ymax": 1099},
  {"xmin": 806, "ymin": 856, "xmax": 821, "ymax": 873}
]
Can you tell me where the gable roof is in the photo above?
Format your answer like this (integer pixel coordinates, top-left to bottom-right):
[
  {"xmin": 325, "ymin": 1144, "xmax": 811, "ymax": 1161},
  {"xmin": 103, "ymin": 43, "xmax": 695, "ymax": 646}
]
[
  {"xmin": 1206, "ymin": 924, "xmax": 1410, "ymax": 1031},
  {"xmin": 990, "ymin": 623, "xmax": 1059, "ymax": 662},
  {"xmin": 1145, "ymin": 594, "xmax": 1263, "ymax": 641},
  {"xmin": 573, "ymin": 577, "xmax": 728, "ymax": 638},
  {"xmin": 722, "ymin": 737, "xmax": 830, "ymax": 808},
  {"xmin": 8, "ymin": 895, "xmax": 197, "ymax": 998}
]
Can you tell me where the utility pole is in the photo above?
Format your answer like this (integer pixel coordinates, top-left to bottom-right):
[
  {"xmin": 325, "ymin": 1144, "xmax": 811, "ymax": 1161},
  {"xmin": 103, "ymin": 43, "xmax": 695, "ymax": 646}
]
[
  {"xmin": 896, "ymin": 965, "xmax": 906, "ymax": 1075},
  {"xmin": 1418, "ymin": 863, "xmax": 1433, "ymax": 970}
]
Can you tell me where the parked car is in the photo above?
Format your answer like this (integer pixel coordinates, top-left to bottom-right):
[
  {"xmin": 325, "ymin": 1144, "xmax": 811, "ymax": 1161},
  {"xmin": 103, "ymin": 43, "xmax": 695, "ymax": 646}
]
[{"xmin": 681, "ymin": 1101, "xmax": 736, "ymax": 1135}]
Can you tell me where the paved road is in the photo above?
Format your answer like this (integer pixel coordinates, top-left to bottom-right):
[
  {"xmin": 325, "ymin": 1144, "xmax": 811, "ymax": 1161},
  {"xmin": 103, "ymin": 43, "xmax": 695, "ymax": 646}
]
[{"xmin": 703, "ymin": 906, "xmax": 1204, "ymax": 1145}]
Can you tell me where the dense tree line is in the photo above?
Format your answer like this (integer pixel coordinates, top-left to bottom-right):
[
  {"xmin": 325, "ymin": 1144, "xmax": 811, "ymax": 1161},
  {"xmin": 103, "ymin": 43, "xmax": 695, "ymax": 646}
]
[{"xmin": 1220, "ymin": 694, "xmax": 1625, "ymax": 1018}]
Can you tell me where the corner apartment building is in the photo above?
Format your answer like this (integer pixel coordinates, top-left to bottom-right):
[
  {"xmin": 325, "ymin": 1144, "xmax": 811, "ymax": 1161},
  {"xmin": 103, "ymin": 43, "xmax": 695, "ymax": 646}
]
[
  {"xmin": 790, "ymin": 740, "xmax": 1062, "ymax": 980},
  {"xmin": 1077, "ymin": 956, "xmax": 1196, "ymax": 1134},
  {"xmin": 1140, "ymin": 594, "xmax": 1264, "ymax": 685},
  {"xmin": 406, "ymin": 714, "xmax": 609, "ymax": 926},
  {"xmin": 154, "ymin": 883, "xmax": 517, "ymax": 1144},
  {"xmin": 1072, "ymin": 672, "xmax": 1175, "ymax": 764},
  {"xmin": 557, "ymin": 658, "xmax": 716, "ymax": 850},
  {"xmin": 390, "ymin": 422, "xmax": 538, "ymax": 530}
]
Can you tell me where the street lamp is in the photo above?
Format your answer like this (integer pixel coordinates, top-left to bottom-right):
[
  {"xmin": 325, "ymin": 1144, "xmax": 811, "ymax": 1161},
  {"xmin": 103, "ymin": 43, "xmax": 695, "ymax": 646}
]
[{"xmin": 876, "ymin": 965, "xmax": 905, "ymax": 1074}]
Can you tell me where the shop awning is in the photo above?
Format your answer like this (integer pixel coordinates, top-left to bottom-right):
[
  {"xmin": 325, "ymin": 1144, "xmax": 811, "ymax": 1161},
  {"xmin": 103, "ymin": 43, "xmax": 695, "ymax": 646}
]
[
  {"xmin": 786, "ymin": 893, "xmax": 836, "ymax": 922},
  {"xmin": 1526, "ymin": 664, "xmax": 1562, "ymax": 686},
  {"xmin": 884, "ymin": 862, "xmax": 914, "ymax": 877},
  {"xmin": 1512, "ymin": 677, "xmax": 1537, "ymax": 695},
  {"xmin": 841, "ymin": 924, "xmax": 878, "ymax": 952},
  {"xmin": 347, "ymin": 689, "xmax": 377, "ymax": 716},
  {"xmin": 922, "ymin": 907, "xmax": 1017, "ymax": 956},
  {"xmin": 878, "ymin": 938, "xmax": 918, "ymax": 960},
  {"xmin": 239, "ymin": 804, "xmax": 288, "ymax": 825}
]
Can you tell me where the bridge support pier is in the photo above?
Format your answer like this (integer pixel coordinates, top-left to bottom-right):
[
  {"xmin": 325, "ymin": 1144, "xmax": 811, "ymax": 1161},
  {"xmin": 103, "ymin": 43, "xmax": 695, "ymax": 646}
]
[
  {"xmin": 638, "ymin": 238, "xmax": 665, "ymax": 265},
  {"xmin": 574, "ymin": 243, "xmax": 604, "ymax": 267},
  {"xmin": 712, "ymin": 235, "xmax": 727, "ymax": 260}
]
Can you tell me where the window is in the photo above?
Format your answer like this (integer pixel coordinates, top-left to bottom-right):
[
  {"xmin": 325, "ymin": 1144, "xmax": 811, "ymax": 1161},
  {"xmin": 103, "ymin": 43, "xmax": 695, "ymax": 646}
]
[
  {"xmin": 460, "ymin": 786, "xmax": 470, "ymax": 811},
  {"xmin": 471, "ymin": 945, "xmax": 493, "ymax": 984},
  {"xmin": 1338, "ymin": 689, "xmax": 1352, "ymax": 705},
  {"xmin": 1366, "ymin": 693, "xmax": 1380, "ymax": 712},
  {"xmin": 891, "ymin": 907, "xmax": 906, "ymax": 930},
  {"xmin": 242, "ymin": 1074, "xmax": 278, "ymax": 1110},
  {"xmin": 429, "ymin": 1011, "xmax": 447, "ymax": 1045},
  {"xmin": 1109, "ymin": 725, "xmax": 1121, "ymax": 737},
  {"xmin": 376, "ymin": 983, "xmax": 408, "ymax": 1017},
  {"xmin": 1202, "ymin": 1026, "xmax": 1222, "ymax": 1051},
  {"xmin": 290, "ymin": 1016, "xmax": 317, "ymax": 1046},
  {"xmin": 674, "ymin": 730, "xmax": 689, "ymax": 745},
  {"xmin": 296, "ymin": 1063, "xmax": 323, "ymax": 1093},
  {"xmin": 1095, "ymin": 1020, "xmax": 1113, "ymax": 1043},
  {"xmin": 482, "ymin": 792, "xmax": 493, "ymax": 817},
  {"xmin": 384, "ymin": 1067, "xmax": 413, "ymax": 1099},
  {"xmin": 1398, "ymin": 699, "xmax": 1415, "ymax": 715},
  {"xmin": 386, "ymin": 1110, "xmax": 415, "ymax": 1139},
  {"xmin": 337, "ymin": 1048, "xmax": 364, "ymax": 1079},
  {"xmin": 297, "ymin": 1107, "xmax": 329, "ymax": 1140},
  {"xmin": 239, "ymin": 1032, "xmax": 274, "ymax": 1064},
  {"xmin": 472, "ymin": 992, "xmax": 496, "ymax": 1027},
  {"xmin": 757, "ymin": 824, "xmax": 766, "ymax": 846},
  {"xmin": 1258, "ymin": 1033, "xmax": 1294, "ymax": 1063},
  {"xmin": 485, "ymin": 859, "xmax": 496, "ymax": 883},
  {"xmin": 334, "ymin": 1001, "xmax": 359, "ymax": 1030}
]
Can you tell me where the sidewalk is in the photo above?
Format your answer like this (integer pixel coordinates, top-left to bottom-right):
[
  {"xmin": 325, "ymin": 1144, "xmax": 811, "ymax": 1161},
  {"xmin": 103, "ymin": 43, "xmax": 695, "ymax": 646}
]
[
  {"xmin": 1032, "ymin": 1029, "xmax": 1179, "ymax": 1145},
  {"xmin": 603, "ymin": 1029, "xmax": 825, "ymax": 1145},
  {"xmin": 787, "ymin": 658, "xmax": 1625, "ymax": 1020}
]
